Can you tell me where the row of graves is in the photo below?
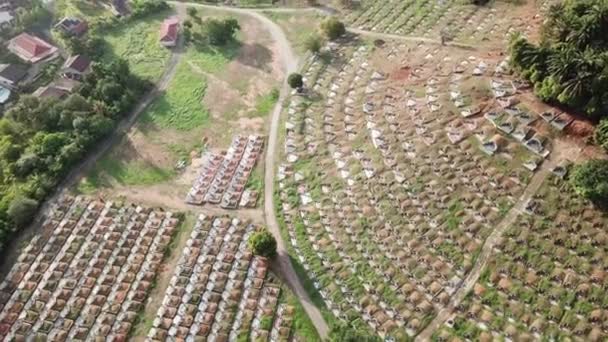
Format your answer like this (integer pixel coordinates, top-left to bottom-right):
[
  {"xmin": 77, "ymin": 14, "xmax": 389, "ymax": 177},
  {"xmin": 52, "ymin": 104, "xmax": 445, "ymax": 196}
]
[
  {"xmin": 435, "ymin": 175, "xmax": 608, "ymax": 341},
  {"xmin": 276, "ymin": 38, "xmax": 543, "ymax": 339},
  {"xmin": 343, "ymin": 0, "xmax": 531, "ymax": 45},
  {"xmin": 0, "ymin": 196, "xmax": 180, "ymax": 341},
  {"xmin": 186, "ymin": 135, "xmax": 264, "ymax": 209},
  {"xmin": 147, "ymin": 214, "xmax": 294, "ymax": 342}
]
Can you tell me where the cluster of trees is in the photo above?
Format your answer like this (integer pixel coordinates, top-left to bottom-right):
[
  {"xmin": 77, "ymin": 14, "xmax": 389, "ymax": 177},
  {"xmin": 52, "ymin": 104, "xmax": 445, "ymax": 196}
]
[
  {"xmin": 0, "ymin": 0, "xmax": 50, "ymax": 41},
  {"xmin": 328, "ymin": 323, "xmax": 381, "ymax": 342},
  {"xmin": 0, "ymin": 60, "xmax": 148, "ymax": 253},
  {"xmin": 184, "ymin": 8, "xmax": 240, "ymax": 47},
  {"xmin": 509, "ymin": 0, "xmax": 608, "ymax": 118},
  {"xmin": 247, "ymin": 228, "xmax": 277, "ymax": 258},
  {"xmin": 570, "ymin": 159, "xmax": 608, "ymax": 204},
  {"xmin": 130, "ymin": 0, "xmax": 170, "ymax": 19}
]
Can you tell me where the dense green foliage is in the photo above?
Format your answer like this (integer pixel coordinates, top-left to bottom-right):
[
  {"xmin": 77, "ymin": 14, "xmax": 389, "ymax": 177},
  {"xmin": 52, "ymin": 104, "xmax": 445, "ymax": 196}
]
[
  {"xmin": 0, "ymin": 60, "xmax": 148, "ymax": 253},
  {"xmin": 288, "ymin": 73, "xmax": 304, "ymax": 90},
  {"xmin": 304, "ymin": 33, "xmax": 323, "ymax": 54},
  {"xmin": 328, "ymin": 322, "xmax": 382, "ymax": 342},
  {"xmin": 130, "ymin": 0, "xmax": 170, "ymax": 19},
  {"xmin": 570, "ymin": 159, "xmax": 608, "ymax": 203},
  {"xmin": 247, "ymin": 229, "xmax": 277, "ymax": 258},
  {"xmin": 594, "ymin": 119, "xmax": 608, "ymax": 151},
  {"xmin": 0, "ymin": 0, "xmax": 51, "ymax": 41},
  {"xmin": 509, "ymin": 0, "xmax": 608, "ymax": 117},
  {"xmin": 205, "ymin": 18, "xmax": 240, "ymax": 46},
  {"xmin": 320, "ymin": 17, "xmax": 346, "ymax": 40}
]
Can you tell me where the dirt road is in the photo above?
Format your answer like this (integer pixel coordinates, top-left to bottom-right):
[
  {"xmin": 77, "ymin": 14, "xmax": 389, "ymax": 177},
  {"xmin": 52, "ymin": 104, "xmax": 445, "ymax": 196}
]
[
  {"xmin": 415, "ymin": 164, "xmax": 552, "ymax": 341},
  {"xmin": 169, "ymin": 2, "xmax": 330, "ymax": 337}
]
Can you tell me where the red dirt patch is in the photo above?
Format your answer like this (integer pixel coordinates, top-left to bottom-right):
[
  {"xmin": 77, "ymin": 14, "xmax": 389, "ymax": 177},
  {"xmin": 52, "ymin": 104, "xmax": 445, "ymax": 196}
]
[{"xmin": 391, "ymin": 66, "xmax": 411, "ymax": 81}]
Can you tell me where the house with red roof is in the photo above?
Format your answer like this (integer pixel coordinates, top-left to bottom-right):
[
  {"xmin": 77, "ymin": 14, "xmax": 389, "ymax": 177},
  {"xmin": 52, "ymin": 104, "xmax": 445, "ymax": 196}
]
[
  {"xmin": 61, "ymin": 55, "xmax": 91, "ymax": 81},
  {"xmin": 8, "ymin": 33, "xmax": 58, "ymax": 64},
  {"xmin": 159, "ymin": 17, "xmax": 179, "ymax": 48}
]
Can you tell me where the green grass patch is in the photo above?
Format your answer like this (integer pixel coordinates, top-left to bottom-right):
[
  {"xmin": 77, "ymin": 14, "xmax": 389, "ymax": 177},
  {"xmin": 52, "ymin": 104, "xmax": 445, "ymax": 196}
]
[
  {"xmin": 249, "ymin": 88, "xmax": 279, "ymax": 117},
  {"xmin": 77, "ymin": 155, "xmax": 175, "ymax": 192},
  {"xmin": 102, "ymin": 10, "xmax": 172, "ymax": 81},
  {"xmin": 262, "ymin": 11, "xmax": 323, "ymax": 55},
  {"xmin": 185, "ymin": 39, "xmax": 240, "ymax": 74},
  {"xmin": 140, "ymin": 61, "xmax": 209, "ymax": 130},
  {"xmin": 55, "ymin": 0, "xmax": 109, "ymax": 20}
]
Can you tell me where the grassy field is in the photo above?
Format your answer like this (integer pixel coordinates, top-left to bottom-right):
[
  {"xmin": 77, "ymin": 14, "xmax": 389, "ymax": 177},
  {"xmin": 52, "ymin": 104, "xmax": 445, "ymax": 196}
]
[
  {"xmin": 140, "ymin": 61, "xmax": 210, "ymax": 130},
  {"xmin": 77, "ymin": 145, "xmax": 176, "ymax": 193},
  {"xmin": 262, "ymin": 11, "xmax": 323, "ymax": 55},
  {"xmin": 54, "ymin": 0, "xmax": 110, "ymax": 20},
  {"xmin": 103, "ymin": 10, "xmax": 173, "ymax": 81}
]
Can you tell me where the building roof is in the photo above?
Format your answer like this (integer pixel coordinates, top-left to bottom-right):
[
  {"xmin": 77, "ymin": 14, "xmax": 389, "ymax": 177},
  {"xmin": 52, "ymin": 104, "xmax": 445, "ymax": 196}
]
[
  {"xmin": 0, "ymin": 10, "xmax": 13, "ymax": 24},
  {"xmin": 62, "ymin": 55, "xmax": 91, "ymax": 73},
  {"xmin": 160, "ymin": 18, "xmax": 179, "ymax": 43},
  {"xmin": 0, "ymin": 64, "xmax": 28, "ymax": 84},
  {"xmin": 111, "ymin": 0, "xmax": 129, "ymax": 16},
  {"xmin": 56, "ymin": 17, "xmax": 88, "ymax": 36},
  {"xmin": 33, "ymin": 85, "xmax": 68, "ymax": 99},
  {"xmin": 52, "ymin": 77, "xmax": 81, "ymax": 92},
  {"xmin": 8, "ymin": 33, "xmax": 58, "ymax": 63},
  {"xmin": 0, "ymin": 86, "xmax": 10, "ymax": 104}
]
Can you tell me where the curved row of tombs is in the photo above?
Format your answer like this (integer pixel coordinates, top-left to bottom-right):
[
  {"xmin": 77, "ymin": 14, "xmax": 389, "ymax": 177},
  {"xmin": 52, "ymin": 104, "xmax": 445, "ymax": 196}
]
[
  {"xmin": 0, "ymin": 197, "xmax": 297, "ymax": 342},
  {"xmin": 275, "ymin": 35, "xmax": 588, "ymax": 339}
]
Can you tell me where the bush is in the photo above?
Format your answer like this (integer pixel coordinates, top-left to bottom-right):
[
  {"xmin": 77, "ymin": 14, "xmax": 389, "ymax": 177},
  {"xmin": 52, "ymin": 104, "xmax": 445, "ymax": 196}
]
[
  {"xmin": 570, "ymin": 159, "xmax": 608, "ymax": 203},
  {"xmin": 328, "ymin": 322, "xmax": 381, "ymax": 342},
  {"xmin": 320, "ymin": 17, "xmax": 345, "ymax": 40},
  {"xmin": 287, "ymin": 73, "xmax": 303, "ymax": 90},
  {"xmin": 248, "ymin": 228, "xmax": 277, "ymax": 258},
  {"xmin": 8, "ymin": 196, "xmax": 39, "ymax": 228},
  {"xmin": 508, "ymin": 0, "xmax": 608, "ymax": 117},
  {"xmin": 304, "ymin": 33, "xmax": 323, "ymax": 54},
  {"xmin": 205, "ymin": 18, "xmax": 240, "ymax": 46},
  {"xmin": 594, "ymin": 119, "xmax": 608, "ymax": 151}
]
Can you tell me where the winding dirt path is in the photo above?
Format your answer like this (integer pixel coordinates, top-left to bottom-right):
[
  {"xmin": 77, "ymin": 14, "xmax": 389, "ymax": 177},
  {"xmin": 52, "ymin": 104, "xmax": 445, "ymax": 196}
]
[
  {"xmin": 169, "ymin": 1, "xmax": 330, "ymax": 337},
  {"xmin": 415, "ymin": 163, "xmax": 553, "ymax": 341},
  {"xmin": 0, "ymin": 2, "xmax": 188, "ymax": 277}
]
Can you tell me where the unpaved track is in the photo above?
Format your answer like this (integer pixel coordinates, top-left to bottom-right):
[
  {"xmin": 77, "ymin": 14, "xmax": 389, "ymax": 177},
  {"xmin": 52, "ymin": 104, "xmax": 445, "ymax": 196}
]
[
  {"xmin": 415, "ymin": 163, "xmax": 553, "ymax": 341},
  {"xmin": 0, "ymin": 3, "xmax": 188, "ymax": 278},
  {"xmin": 170, "ymin": 1, "xmax": 330, "ymax": 337}
]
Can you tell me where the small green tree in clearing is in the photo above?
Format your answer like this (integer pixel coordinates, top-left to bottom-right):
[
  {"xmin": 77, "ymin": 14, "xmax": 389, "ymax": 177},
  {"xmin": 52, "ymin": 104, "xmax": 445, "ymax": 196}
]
[{"xmin": 248, "ymin": 228, "xmax": 277, "ymax": 258}]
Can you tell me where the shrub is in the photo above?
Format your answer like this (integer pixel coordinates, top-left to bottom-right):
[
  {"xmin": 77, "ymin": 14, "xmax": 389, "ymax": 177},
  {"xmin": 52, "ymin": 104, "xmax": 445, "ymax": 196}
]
[
  {"xmin": 594, "ymin": 119, "xmax": 608, "ymax": 151},
  {"xmin": 205, "ymin": 18, "xmax": 240, "ymax": 46},
  {"xmin": 247, "ymin": 228, "xmax": 277, "ymax": 258},
  {"xmin": 508, "ymin": 0, "xmax": 608, "ymax": 117},
  {"xmin": 287, "ymin": 73, "xmax": 303, "ymax": 90},
  {"xmin": 8, "ymin": 196, "xmax": 38, "ymax": 228},
  {"xmin": 320, "ymin": 17, "xmax": 345, "ymax": 41},
  {"xmin": 304, "ymin": 33, "xmax": 323, "ymax": 54},
  {"xmin": 570, "ymin": 159, "xmax": 608, "ymax": 203}
]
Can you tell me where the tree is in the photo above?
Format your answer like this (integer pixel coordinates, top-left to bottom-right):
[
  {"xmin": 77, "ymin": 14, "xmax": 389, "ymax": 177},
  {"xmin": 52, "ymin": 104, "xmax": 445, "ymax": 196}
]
[
  {"xmin": 508, "ymin": 0, "xmax": 608, "ymax": 117},
  {"xmin": 321, "ymin": 17, "xmax": 346, "ymax": 40},
  {"xmin": 205, "ymin": 18, "xmax": 240, "ymax": 46},
  {"xmin": 7, "ymin": 196, "xmax": 38, "ymax": 227},
  {"xmin": 304, "ymin": 33, "xmax": 323, "ymax": 54},
  {"xmin": 248, "ymin": 229, "xmax": 277, "ymax": 258},
  {"xmin": 287, "ymin": 73, "xmax": 303, "ymax": 91},
  {"xmin": 187, "ymin": 7, "xmax": 198, "ymax": 18},
  {"xmin": 595, "ymin": 119, "xmax": 608, "ymax": 151},
  {"xmin": 570, "ymin": 159, "xmax": 608, "ymax": 203},
  {"xmin": 328, "ymin": 323, "xmax": 381, "ymax": 342}
]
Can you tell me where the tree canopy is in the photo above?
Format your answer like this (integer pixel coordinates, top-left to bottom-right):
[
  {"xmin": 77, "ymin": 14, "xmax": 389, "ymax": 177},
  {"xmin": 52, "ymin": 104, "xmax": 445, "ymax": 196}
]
[
  {"xmin": 509, "ymin": 0, "xmax": 608, "ymax": 117},
  {"xmin": 321, "ymin": 17, "xmax": 346, "ymax": 41},
  {"xmin": 570, "ymin": 159, "xmax": 608, "ymax": 203},
  {"xmin": 0, "ymin": 59, "xmax": 148, "ymax": 254},
  {"xmin": 205, "ymin": 18, "xmax": 240, "ymax": 46},
  {"xmin": 288, "ymin": 73, "xmax": 304, "ymax": 90},
  {"xmin": 247, "ymin": 229, "xmax": 277, "ymax": 258}
]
